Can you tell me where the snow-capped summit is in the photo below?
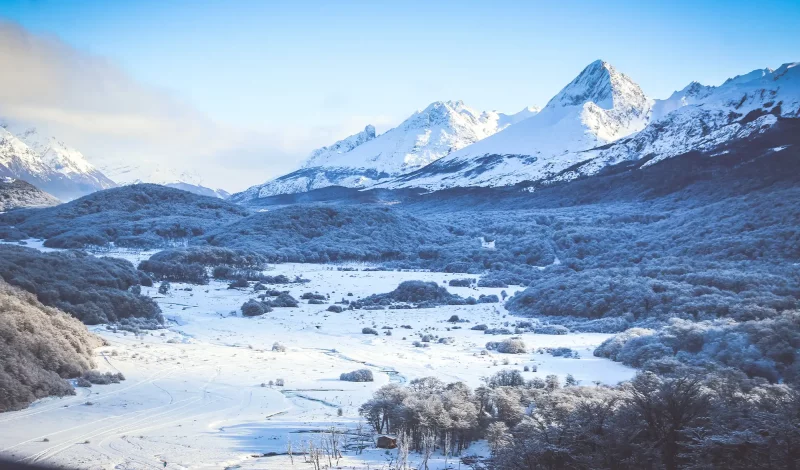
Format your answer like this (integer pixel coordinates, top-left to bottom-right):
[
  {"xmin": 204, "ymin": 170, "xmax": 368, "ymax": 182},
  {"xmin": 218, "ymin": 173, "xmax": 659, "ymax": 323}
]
[
  {"xmin": 232, "ymin": 99, "xmax": 539, "ymax": 201},
  {"xmin": 0, "ymin": 123, "xmax": 115, "ymax": 200},
  {"xmin": 569, "ymin": 61, "xmax": 800, "ymax": 176},
  {"xmin": 3, "ymin": 125, "xmax": 115, "ymax": 192},
  {"xmin": 381, "ymin": 60, "xmax": 652, "ymax": 190}
]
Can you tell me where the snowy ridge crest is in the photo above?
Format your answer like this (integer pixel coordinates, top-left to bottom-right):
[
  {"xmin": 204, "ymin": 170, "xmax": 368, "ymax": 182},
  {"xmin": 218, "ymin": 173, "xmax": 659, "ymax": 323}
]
[{"xmin": 233, "ymin": 100, "xmax": 539, "ymax": 200}]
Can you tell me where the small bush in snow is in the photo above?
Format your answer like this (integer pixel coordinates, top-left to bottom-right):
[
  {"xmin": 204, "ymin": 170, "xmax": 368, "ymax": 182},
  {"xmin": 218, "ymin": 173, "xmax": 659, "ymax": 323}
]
[
  {"xmin": 241, "ymin": 299, "xmax": 270, "ymax": 317},
  {"xmin": 272, "ymin": 342, "xmax": 286, "ymax": 352},
  {"xmin": 82, "ymin": 370, "xmax": 125, "ymax": 385},
  {"xmin": 535, "ymin": 325, "xmax": 570, "ymax": 335},
  {"xmin": 362, "ymin": 327, "xmax": 379, "ymax": 335},
  {"xmin": 266, "ymin": 293, "xmax": 299, "ymax": 308},
  {"xmin": 327, "ymin": 305, "xmax": 343, "ymax": 313},
  {"xmin": 340, "ymin": 369, "xmax": 374, "ymax": 382},
  {"xmin": 228, "ymin": 278, "xmax": 249, "ymax": 289},
  {"xmin": 486, "ymin": 338, "xmax": 526, "ymax": 354}
]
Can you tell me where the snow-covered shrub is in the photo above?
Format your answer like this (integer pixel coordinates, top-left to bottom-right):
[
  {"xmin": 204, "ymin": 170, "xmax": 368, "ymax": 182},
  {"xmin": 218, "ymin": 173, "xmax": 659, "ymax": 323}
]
[
  {"xmin": 327, "ymin": 305, "xmax": 344, "ymax": 313},
  {"xmin": 82, "ymin": 371, "xmax": 125, "ymax": 385},
  {"xmin": 271, "ymin": 342, "xmax": 286, "ymax": 352},
  {"xmin": 478, "ymin": 294, "xmax": 500, "ymax": 303},
  {"xmin": 535, "ymin": 325, "xmax": 570, "ymax": 335},
  {"xmin": 75, "ymin": 377, "xmax": 92, "ymax": 387},
  {"xmin": 356, "ymin": 280, "xmax": 465, "ymax": 308},
  {"xmin": 137, "ymin": 259, "xmax": 208, "ymax": 284},
  {"xmin": 485, "ymin": 369, "xmax": 525, "ymax": 387},
  {"xmin": 362, "ymin": 327, "xmax": 379, "ymax": 335},
  {"xmin": 241, "ymin": 300, "xmax": 270, "ymax": 317},
  {"xmin": 301, "ymin": 292, "xmax": 326, "ymax": 301},
  {"xmin": 228, "ymin": 278, "xmax": 249, "ymax": 289},
  {"xmin": 265, "ymin": 293, "xmax": 298, "ymax": 308},
  {"xmin": 449, "ymin": 278, "xmax": 473, "ymax": 287},
  {"xmin": 340, "ymin": 369, "xmax": 374, "ymax": 382},
  {"xmin": 158, "ymin": 281, "xmax": 171, "ymax": 294},
  {"xmin": 486, "ymin": 338, "xmax": 526, "ymax": 354},
  {"xmin": 550, "ymin": 347, "xmax": 576, "ymax": 358},
  {"xmin": 478, "ymin": 279, "xmax": 508, "ymax": 288},
  {"xmin": 471, "ymin": 324, "xmax": 488, "ymax": 331},
  {"xmin": 448, "ymin": 315, "xmax": 460, "ymax": 323}
]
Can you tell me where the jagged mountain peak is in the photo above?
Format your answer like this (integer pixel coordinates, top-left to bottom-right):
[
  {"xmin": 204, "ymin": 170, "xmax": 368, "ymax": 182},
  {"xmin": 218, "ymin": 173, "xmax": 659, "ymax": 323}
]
[
  {"xmin": 545, "ymin": 60, "xmax": 640, "ymax": 110},
  {"xmin": 233, "ymin": 99, "xmax": 540, "ymax": 200}
]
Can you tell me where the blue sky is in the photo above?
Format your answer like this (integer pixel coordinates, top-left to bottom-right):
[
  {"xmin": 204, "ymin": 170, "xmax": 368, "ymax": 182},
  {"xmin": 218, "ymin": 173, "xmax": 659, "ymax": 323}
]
[{"xmin": 1, "ymin": 0, "xmax": 798, "ymax": 189}]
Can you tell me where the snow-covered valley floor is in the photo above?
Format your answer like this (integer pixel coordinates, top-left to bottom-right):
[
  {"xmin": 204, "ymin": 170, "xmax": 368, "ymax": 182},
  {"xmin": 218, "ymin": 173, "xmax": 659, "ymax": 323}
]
[{"xmin": 0, "ymin": 245, "xmax": 635, "ymax": 469}]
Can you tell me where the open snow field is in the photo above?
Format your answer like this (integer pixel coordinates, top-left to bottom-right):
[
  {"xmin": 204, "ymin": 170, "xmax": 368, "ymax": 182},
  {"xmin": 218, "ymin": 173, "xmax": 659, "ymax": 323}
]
[{"xmin": 0, "ymin": 244, "xmax": 634, "ymax": 469}]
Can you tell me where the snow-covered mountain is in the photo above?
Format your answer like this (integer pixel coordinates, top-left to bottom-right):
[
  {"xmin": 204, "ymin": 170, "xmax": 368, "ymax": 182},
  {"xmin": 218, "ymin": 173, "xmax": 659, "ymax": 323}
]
[
  {"xmin": 384, "ymin": 61, "xmax": 799, "ymax": 191},
  {"xmin": 547, "ymin": 62, "xmax": 799, "ymax": 183},
  {"xmin": 163, "ymin": 182, "xmax": 231, "ymax": 199},
  {"xmin": 101, "ymin": 163, "xmax": 230, "ymax": 199},
  {"xmin": 232, "ymin": 101, "xmax": 540, "ymax": 201},
  {"xmin": 0, "ymin": 124, "xmax": 115, "ymax": 200},
  {"xmin": 380, "ymin": 60, "xmax": 652, "ymax": 190}
]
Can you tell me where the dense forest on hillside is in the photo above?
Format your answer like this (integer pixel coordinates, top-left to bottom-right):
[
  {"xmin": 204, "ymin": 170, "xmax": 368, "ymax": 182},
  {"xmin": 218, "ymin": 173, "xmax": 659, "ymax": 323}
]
[
  {"xmin": 0, "ymin": 184, "xmax": 248, "ymax": 248},
  {"xmin": 0, "ymin": 245, "xmax": 162, "ymax": 325},
  {"xmin": 0, "ymin": 281, "xmax": 102, "ymax": 411}
]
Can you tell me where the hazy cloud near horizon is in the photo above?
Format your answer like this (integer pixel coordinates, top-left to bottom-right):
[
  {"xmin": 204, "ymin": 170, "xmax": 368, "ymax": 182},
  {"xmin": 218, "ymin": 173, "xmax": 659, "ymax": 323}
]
[{"xmin": 0, "ymin": 21, "xmax": 360, "ymax": 191}]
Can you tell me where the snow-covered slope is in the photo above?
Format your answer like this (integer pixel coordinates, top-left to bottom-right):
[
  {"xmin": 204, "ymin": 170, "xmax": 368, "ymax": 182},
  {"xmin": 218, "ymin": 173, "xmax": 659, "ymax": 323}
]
[
  {"xmin": 0, "ymin": 177, "xmax": 60, "ymax": 211},
  {"xmin": 232, "ymin": 101, "xmax": 539, "ymax": 201},
  {"xmin": 0, "ymin": 123, "xmax": 115, "ymax": 200},
  {"xmin": 384, "ymin": 61, "xmax": 799, "ymax": 191},
  {"xmin": 101, "ymin": 163, "xmax": 230, "ymax": 199},
  {"xmin": 4, "ymin": 125, "xmax": 116, "ymax": 191},
  {"xmin": 381, "ymin": 60, "xmax": 652, "ymax": 190},
  {"xmin": 164, "ymin": 182, "xmax": 231, "ymax": 199},
  {"xmin": 557, "ymin": 62, "xmax": 800, "ymax": 180}
]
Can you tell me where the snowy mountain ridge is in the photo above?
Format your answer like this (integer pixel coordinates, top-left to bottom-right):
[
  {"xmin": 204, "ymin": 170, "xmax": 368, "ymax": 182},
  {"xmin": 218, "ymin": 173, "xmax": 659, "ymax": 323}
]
[
  {"xmin": 2, "ymin": 124, "xmax": 116, "ymax": 192},
  {"xmin": 558, "ymin": 61, "xmax": 800, "ymax": 181},
  {"xmin": 379, "ymin": 60, "xmax": 652, "ymax": 190},
  {"xmin": 233, "ymin": 100, "xmax": 540, "ymax": 200},
  {"xmin": 0, "ymin": 123, "xmax": 116, "ymax": 200},
  {"xmin": 380, "ymin": 60, "xmax": 799, "ymax": 191}
]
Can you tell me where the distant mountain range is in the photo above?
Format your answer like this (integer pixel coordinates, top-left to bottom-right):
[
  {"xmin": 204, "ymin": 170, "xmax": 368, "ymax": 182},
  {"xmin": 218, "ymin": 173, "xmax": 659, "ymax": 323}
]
[
  {"xmin": 0, "ymin": 122, "xmax": 230, "ymax": 200},
  {"xmin": 231, "ymin": 101, "xmax": 539, "ymax": 201},
  {"xmin": 0, "ymin": 123, "xmax": 115, "ymax": 201},
  {"xmin": 235, "ymin": 60, "xmax": 799, "ymax": 201},
  {"xmin": 4, "ymin": 59, "xmax": 797, "ymax": 204}
]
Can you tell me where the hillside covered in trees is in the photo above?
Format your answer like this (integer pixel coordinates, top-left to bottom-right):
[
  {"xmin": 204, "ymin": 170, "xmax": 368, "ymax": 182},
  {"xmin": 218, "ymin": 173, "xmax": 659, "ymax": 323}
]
[{"xmin": 0, "ymin": 281, "xmax": 102, "ymax": 412}]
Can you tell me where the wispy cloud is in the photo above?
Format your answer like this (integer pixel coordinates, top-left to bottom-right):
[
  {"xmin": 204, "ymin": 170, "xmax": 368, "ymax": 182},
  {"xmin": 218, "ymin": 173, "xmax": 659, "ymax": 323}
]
[{"xmin": 0, "ymin": 21, "xmax": 308, "ymax": 191}]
